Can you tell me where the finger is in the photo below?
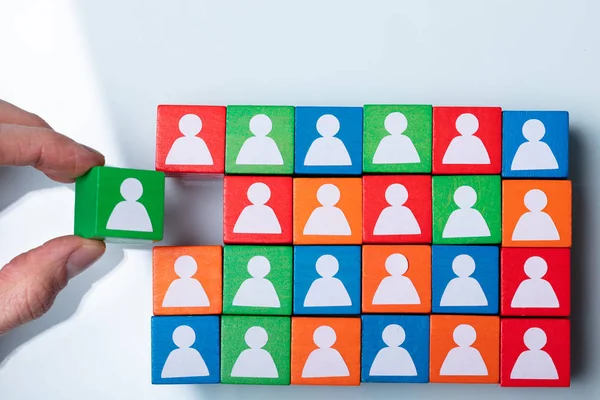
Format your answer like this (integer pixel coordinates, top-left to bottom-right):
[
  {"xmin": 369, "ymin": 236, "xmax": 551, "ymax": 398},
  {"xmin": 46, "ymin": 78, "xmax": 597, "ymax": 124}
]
[
  {"xmin": 0, "ymin": 99, "xmax": 52, "ymax": 129},
  {"xmin": 0, "ymin": 235, "xmax": 105, "ymax": 335},
  {"xmin": 0, "ymin": 123, "xmax": 105, "ymax": 183}
]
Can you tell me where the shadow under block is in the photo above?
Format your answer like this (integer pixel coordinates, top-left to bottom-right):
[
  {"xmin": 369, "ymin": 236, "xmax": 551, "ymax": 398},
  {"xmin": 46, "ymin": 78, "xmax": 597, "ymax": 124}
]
[
  {"xmin": 225, "ymin": 105, "xmax": 295, "ymax": 175},
  {"xmin": 502, "ymin": 111, "xmax": 569, "ymax": 178},
  {"xmin": 151, "ymin": 316, "xmax": 220, "ymax": 384},
  {"xmin": 432, "ymin": 175, "xmax": 501, "ymax": 245},
  {"xmin": 361, "ymin": 315, "xmax": 430, "ymax": 383},
  {"xmin": 362, "ymin": 104, "xmax": 432, "ymax": 174},
  {"xmin": 153, "ymin": 246, "xmax": 222, "ymax": 316},
  {"xmin": 220, "ymin": 315, "xmax": 291, "ymax": 385},
  {"xmin": 222, "ymin": 245, "xmax": 293, "ymax": 316},
  {"xmin": 291, "ymin": 317, "xmax": 361, "ymax": 386},
  {"xmin": 500, "ymin": 318, "xmax": 570, "ymax": 387},
  {"xmin": 155, "ymin": 105, "xmax": 226, "ymax": 176},
  {"xmin": 74, "ymin": 166, "xmax": 165, "ymax": 242},
  {"xmin": 362, "ymin": 245, "xmax": 431, "ymax": 314}
]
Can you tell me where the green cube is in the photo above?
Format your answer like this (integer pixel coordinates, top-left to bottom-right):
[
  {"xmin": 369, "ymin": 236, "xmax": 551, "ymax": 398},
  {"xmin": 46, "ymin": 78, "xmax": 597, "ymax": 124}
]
[
  {"xmin": 74, "ymin": 166, "xmax": 165, "ymax": 242},
  {"xmin": 363, "ymin": 104, "xmax": 432, "ymax": 173},
  {"xmin": 225, "ymin": 105, "xmax": 294, "ymax": 174},
  {"xmin": 221, "ymin": 315, "xmax": 291, "ymax": 385},
  {"xmin": 432, "ymin": 175, "xmax": 501, "ymax": 244},
  {"xmin": 223, "ymin": 246, "xmax": 292, "ymax": 316}
]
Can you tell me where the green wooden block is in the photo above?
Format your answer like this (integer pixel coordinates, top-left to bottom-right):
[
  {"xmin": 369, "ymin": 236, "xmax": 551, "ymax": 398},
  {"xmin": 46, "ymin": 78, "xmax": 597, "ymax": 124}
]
[
  {"xmin": 222, "ymin": 245, "xmax": 292, "ymax": 316},
  {"xmin": 363, "ymin": 104, "xmax": 432, "ymax": 173},
  {"xmin": 220, "ymin": 315, "xmax": 291, "ymax": 385},
  {"xmin": 432, "ymin": 175, "xmax": 501, "ymax": 244},
  {"xmin": 74, "ymin": 166, "xmax": 165, "ymax": 243},
  {"xmin": 225, "ymin": 105, "xmax": 294, "ymax": 174}
]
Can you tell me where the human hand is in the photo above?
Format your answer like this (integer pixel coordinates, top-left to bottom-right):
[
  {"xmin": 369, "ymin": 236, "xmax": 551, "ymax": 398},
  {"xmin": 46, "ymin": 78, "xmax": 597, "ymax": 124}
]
[{"xmin": 0, "ymin": 99, "xmax": 106, "ymax": 334}]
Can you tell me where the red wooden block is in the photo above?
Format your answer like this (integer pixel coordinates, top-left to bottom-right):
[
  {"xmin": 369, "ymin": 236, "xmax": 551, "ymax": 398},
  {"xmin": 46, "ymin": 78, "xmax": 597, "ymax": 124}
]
[
  {"xmin": 156, "ymin": 105, "xmax": 226, "ymax": 175},
  {"xmin": 501, "ymin": 248, "xmax": 570, "ymax": 317},
  {"xmin": 223, "ymin": 176, "xmax": 293, "ymax": 244},
  {"xmin": 501, "ymin": 318, "xmax": 570, "ymax": 387},
  {"xmin": 362, "ymin": 175, "xmax": 431, "ymax": 244},
  {"xmin": 432, "ymin": 106, "xmax": 502, "ymax": 174}
]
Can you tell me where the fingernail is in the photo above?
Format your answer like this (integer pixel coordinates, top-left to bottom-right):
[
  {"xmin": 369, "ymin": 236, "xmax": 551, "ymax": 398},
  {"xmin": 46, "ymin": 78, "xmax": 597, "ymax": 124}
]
[
  {"xmin": 66, "ymin": 241, "xmax": 105, "ymax": 280},
  {"xmin": 80, "ymin": 144, "xmax": 104, "ymax": 158}
]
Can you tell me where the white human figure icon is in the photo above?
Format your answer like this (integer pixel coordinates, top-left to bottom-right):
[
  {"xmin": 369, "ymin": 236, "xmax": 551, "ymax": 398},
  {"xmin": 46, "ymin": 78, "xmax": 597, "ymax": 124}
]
[
  {"xmin": 442, "ymin": 113, "xmax": 490, "ymax": 165},
  {"xmin": 231, "ymin": 326, "xmax": 278, "ymax": 378},
  {"xmin": 304, "ymin": 255, "xmax": 352, "ymax": 307},
  {"xmin": 372, "ymin": 112, "xmax": 420, "ymax": 164},
  {"xmin": 232, "ymin": 256, "xmax": 280, "ymax": 308},
  {"xmin": 440, "ymin": 254, "xmax": 488, "ymax": 307},
  {"xmin": 372, "ymin": 253, "xmax": 420, "ymax": 305},
  {"xmin": 161, "ymin": 325, "xmax": 209, "ymax": 378},
  {"xmin": 442, "ymin": 186, "xmax": 490, "ymax": 238},
  {"xmin": 510, "ymin": 328, "xmax": 559, "ymax": 380},
  {"xmin": 235, "ymin": 114, "xmax": 284, "ymax": 165},
  {"xmin": 233, "ymin": 182, "xmax": 282, "ymax": 234},
  {"xmin": 162, "ymin": 255, "xmax": 210, "ymax": 307},
  {"xmin": 302, "ymin": 326, "xmax": 350, "ymax": 378},
  {"xmin": 511, "ymin": 256, "xmax": 559, "ymax": 308},
  {"xmin": 373, "ymin": 183, "xmax": 421, "ymax": 235},
  {"xmin": 511, "ymin": 119, "xmax": 559, "ymax": 171},
  {"xmin": 303, "ymin": 184, "xmax": 351, "ymax": 235},
  {"xmin": 440, "ymin": 324, "xmax": 488, "ymax": 376},
  {"xmin": 369, "ymin": 324, "xmax": 417, "ymax": 376},
  {"xmin": 511, "ymin": 189, "xmax": 560, "ymax": 241},
  {"xmin": 165, "ymin": 114, "xmax": 213, "ymax": 165},
  {"xmin": 304, "ymin": 114, "xmax": 352, "ymax": 166},
  {"xmin": 106, "ymin": 178, "xmax": 153, "ymax": 232}
]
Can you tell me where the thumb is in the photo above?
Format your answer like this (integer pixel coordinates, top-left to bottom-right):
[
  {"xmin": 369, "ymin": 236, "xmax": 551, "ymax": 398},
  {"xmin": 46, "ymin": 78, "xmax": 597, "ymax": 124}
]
[{"xmin": 0, "ymin": 235, "xmax": 105, "ymax": 334}]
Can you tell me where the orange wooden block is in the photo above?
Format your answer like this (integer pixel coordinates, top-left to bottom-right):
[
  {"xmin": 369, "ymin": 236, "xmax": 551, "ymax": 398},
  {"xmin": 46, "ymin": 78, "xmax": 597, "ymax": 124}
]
[
  {"xmin": 430, "ymin": 315, "xmax": 500, "ymax": 383},
  {"xmin": 502, "ymin": 180, "xmax": 571, "ymax": 247},
  {"xmin": 152, "ymin": 246, "xmax": 222, "ymax": 315},
  {"xmin": 293, "ymin": 178, "xmax": 362, "ymax": 244},
  {"xmin": 291, "ymin": 317, "xmax": 361, "ymax": 386},
  {"xmin": 362, "ymin": 245, "xmax": 431, "ymax": 314}
]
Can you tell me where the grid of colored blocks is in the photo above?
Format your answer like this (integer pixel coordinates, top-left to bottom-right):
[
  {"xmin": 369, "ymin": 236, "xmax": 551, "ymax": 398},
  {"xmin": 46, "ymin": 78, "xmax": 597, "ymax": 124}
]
[{"xmin": 149, "ymin": 104, "xmax": 572, "ymax": 388}]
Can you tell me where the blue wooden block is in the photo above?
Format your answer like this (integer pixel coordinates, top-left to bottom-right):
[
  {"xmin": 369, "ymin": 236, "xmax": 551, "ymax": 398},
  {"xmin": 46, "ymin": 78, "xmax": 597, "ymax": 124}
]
[
  {"xmin": 151, "ymin": 316, "xmax": 220, "ymax": 384},
  {"xmin": 502, "ymin": 111, "xmax": 569, "ymax": 178},
  {"xmin": 294, "ymin": 106, "xmax": 363, "ymax": 175},
  {"xmin": 293, "ymin": 245, "xmax": 361, "ymax": 315},
  {"xmin": 431, "ymin": 245, "xmax": 499, "ymax": 315},
  {"xmin": 361, "ymin": 315, "xmax": 430, "ymax": 383}
]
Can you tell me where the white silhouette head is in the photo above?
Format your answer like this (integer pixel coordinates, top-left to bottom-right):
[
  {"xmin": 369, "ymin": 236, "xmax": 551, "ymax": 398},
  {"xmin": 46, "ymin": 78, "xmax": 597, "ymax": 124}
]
[
  {"xmin": 524, "ymin": 189, "xmax": 548, "ymax": 212},
  {"xmin": 247, "ymin": 255, "xmax": 270, "ymax": 279},
  {"xmin": 382, "ymin": 324, "xmax": 406, "ymax": 347},
  {"xmin": 173, "ymin": 255, "xmax": 198, "ymax": 279},
  {"xmin": 523, "ymin": 256, "xmax": 548, "ymax": 279},
  {"xmin": 455, "ymin": 113, "xmax": 479, "ymax": 137},
  {"xmin": 249, "ymin": 114, "xmax": 273, "ymax": 137},
  {"xmin": 120, "ymin": 178, "xmax": 144, "ymax": 202},
  {"xmin": 316, "ymin": 114, "xmax": 340, "ymax": 138},
  {"xmin": 247, "ymin": 182, "xmax": 271, "ymax": 205},
  {"xmin": 453, "ymin": 324, "xmax": 477, "ymax": 347},
  {"xmin": 315, "ymin": 254, "xmax": 339, "ymax": 278},
  {"xmin": 385, "ymin": 183, "xmax": 409, "ymax": 206},
  {"xmin": 523, "ymin": 327, "xmax": 547, "ymax": 351},
  {"xmin": 522, "ymin": 119, "xmax": 546, "ymax": 142},
  {"xmin": 172, "ymin": 325, "xmax": 196, "ymax": 349},
  {"xmin": 313, "ymin": 325, "xmax": 337, "ymax": 349},
  {"xmin": 385, "ymin": 253, "xmax": 409, "ymax": 276},
  {"xmin": 179, "ymin": 114, "xmax": 202, "ymax": 137},
  {"xmin": 384, "ymin": 112, "xmax": 408, "ymax": 136},
  {"xmin": 245, "ymin": 326, "xmax": 268, "ymax": 349},
  {"xmin": 316, "ymin": 184, "xmax": 341, "ymax": 207},
  {"xmin": 453, "ymin": 186, "xmax": 477, "ymax": 209},
  {"xmin": 452, "ymin": 254, "xmax": 476, "ymax": 278}
]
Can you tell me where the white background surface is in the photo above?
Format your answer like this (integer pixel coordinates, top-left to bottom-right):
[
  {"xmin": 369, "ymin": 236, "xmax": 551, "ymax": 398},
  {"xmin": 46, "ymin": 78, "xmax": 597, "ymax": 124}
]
[{"xmin": 0, "ymin": 0, "xmax": 596, "ymax": 398}]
